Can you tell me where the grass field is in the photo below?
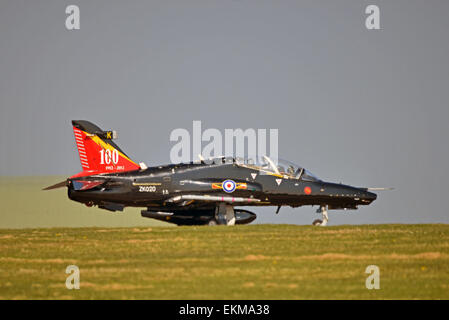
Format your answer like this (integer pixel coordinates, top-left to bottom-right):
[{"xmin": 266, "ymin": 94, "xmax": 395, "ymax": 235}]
[{"xmin": 1, "ymin": 224, "xmax": 448, "ymax": 299}]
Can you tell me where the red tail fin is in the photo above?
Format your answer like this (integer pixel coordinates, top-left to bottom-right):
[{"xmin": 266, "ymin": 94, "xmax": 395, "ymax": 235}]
[{"xmin": 71, "ymin": 120, "xmax": 140, "ymax": 177}]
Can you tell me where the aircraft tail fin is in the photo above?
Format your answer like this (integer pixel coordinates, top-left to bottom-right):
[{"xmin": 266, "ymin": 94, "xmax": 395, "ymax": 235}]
[{"xmin": 71, "ymin": 120, "xmax": 140, "ymax": 177}]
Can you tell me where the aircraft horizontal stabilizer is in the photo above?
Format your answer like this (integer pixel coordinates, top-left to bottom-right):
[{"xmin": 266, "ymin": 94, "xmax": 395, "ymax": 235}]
[{"xmin": 42, "ymin": 180, "xmax": 67, "ymax": 190}]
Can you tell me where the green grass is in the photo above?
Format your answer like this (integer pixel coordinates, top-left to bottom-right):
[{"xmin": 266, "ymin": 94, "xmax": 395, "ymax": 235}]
[
  {"xmin": 1, "ymin": 177, "xmax": 448, "ymax": 299},
  {"xmin": 0, "ymin": 224, "xmax": 448, "ymax": 299}
]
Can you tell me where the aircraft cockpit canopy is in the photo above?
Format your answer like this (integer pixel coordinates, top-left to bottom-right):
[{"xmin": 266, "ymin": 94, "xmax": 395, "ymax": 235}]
[{"xmin": 235, "ymin": 156, "xmax": 320, "ymax": 181}]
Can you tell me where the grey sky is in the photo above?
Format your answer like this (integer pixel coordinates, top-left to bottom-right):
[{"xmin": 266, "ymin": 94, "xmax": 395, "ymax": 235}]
[{"xmin": 1, "ymin": 1, "xmax": 448, "ymax": 225}]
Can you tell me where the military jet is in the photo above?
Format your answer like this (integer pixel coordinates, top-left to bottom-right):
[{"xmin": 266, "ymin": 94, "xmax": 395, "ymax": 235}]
[{"xmin": 44, "ymin": 120, "xmax": 380, "ymax": 226}]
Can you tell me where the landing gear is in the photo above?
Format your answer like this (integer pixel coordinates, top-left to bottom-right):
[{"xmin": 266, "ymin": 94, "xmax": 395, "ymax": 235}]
[
  {"xmin": 215, "ymin": 203, "xmax": 236, "ymax": 225},
  {"xmin": 313, "ymin": 205, "xmax": 328, "ymax": 226},
  {"xmin": 208, "ymin": 219, "xmax": 217, "ymax": 226}
]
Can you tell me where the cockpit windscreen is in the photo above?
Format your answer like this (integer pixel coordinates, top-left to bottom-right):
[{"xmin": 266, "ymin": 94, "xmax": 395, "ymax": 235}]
[{"xmin": 236, "ymin": 156, "xmax": 320, "ymax": 181}]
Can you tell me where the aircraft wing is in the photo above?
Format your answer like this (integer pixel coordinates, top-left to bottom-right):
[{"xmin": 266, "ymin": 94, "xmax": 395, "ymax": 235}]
[{"xmin": 166, "ymin": 194, "xmax": 261, "ymax": 205}]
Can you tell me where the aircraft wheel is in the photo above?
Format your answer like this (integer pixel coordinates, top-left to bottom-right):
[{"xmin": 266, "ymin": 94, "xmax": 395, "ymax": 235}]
[
  {"xmin": 208, "ymin": 219, "xmax": 218, "ymax": 226},
  {"xmin": 314, "ymin": 205, "xmax": 329, "ymax": 226}
]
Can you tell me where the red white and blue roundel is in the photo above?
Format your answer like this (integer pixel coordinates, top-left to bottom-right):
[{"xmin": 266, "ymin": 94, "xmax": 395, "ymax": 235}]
[{"xmin": 222, "ymin": 179, "xmax": 236, "ymax": 193}]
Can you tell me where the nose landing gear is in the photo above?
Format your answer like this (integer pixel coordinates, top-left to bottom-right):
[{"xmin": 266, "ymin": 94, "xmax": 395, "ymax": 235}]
[{"xmin": 312, "ymin": 205, "xmax": 329, "ymax": 226}]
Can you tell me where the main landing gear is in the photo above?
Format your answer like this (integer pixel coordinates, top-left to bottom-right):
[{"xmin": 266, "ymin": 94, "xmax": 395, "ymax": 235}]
[
  {"xmin": 209, "ymin": 203, "xmax": 236, "ymax": 226},
  {"xmin": 312, "ymin": 205, "xmax": 329, "ymax": 226}
]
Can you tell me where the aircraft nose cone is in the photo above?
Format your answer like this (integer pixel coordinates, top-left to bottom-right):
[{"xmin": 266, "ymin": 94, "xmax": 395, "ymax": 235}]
[{"xmin": 364, "ymin": 191, "xmax": 377, "ymax": 202}]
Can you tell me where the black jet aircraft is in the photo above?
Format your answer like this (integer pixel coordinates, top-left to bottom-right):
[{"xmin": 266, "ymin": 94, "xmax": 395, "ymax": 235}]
[{"xmin": 44, "ymin": 120, "xmax": 380, "ymax": 226}]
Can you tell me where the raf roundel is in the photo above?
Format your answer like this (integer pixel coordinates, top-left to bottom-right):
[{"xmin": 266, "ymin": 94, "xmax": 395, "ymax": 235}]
[{"xmin": 222, "ymin": 180, "xmax": 236, "ymax": 193}]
